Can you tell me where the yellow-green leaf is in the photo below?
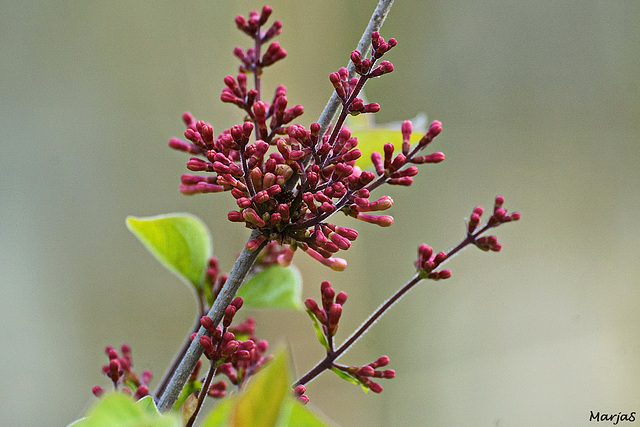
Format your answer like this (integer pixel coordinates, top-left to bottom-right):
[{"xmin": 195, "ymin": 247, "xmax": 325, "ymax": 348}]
[
  {"xmin": 238, "ymin": 265, "xmax": 303, "ymax": 310},
  {"xmin": 126, "ymin": 214, "xmax": 212, "ymax": 291},
  {"xmin": 67, "ymin": 393, "xmax": 180, "ymax": 427}
]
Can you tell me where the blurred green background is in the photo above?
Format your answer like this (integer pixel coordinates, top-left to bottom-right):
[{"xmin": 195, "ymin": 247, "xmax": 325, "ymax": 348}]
[{"xmin": 2, "ymin": 1, "xmax": 639, "ymax": 426}]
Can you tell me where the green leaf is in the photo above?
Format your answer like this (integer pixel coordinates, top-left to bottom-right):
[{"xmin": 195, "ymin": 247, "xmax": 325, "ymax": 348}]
[
  {"xmin": 126, "ymin": 214, "xmax": 212, "ymax": 291},
  {"xmin": 237, "ymin": 265, "xmax": 303, "ymax": 310},
  {"xmin": 173, "ymin": 379, "xmax": 202, "ymax": 411},
  {"xmin": 200, "ymin": 397, "xmax": 235, "ymax": 427},
  {"xmin": 136, "ymin": 395, "xmax": 161, "ymax": 416},
  {"xmin": 67, "ymin": 393, "xmax": 180, "ymax": 427},
  {"xmin": 201, "ymin": 349, "xmax": 331, "ymax": 427},
  {"xmin": 202, "ymin": 348, "xmax": 290, "ymax": 427},
  {"xmin": 233, "ymin": 348, "xmax": 290, "ymax": 426},
  {"xmin": 346, "ymin": 113, "xmax": 426, "ymax": 171},
  {"xmin": 330, "ymin": 366, "xmax": 370, "ymax": 393},
  {"xmin": 277, "ymin": 399, "xmax": 331, "ymax": 427},
  {"xmin": 305, "ymin": 309, "xmax": 329, "ymax": 350}
]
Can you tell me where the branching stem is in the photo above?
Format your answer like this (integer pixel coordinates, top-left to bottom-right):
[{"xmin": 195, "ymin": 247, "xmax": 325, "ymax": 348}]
[
  {"xmin": 156, "ymin": 229, "xmax": 267, "ymax": 412},
  {"xmin": 157, "ymin": 0, "xmax": 396, "ymax": 413},
  {"xmin": 294, "ymin": 222, "xmax": 497, "ymax": 387}
]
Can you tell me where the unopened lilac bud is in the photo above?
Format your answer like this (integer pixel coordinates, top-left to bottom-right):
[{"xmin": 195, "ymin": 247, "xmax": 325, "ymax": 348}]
[
  {"xmin": 259, "ymin": 5, "xmax": 272, "ymax": 25},
  {"xmin": 364, "ymin": 102, "xmax": 380, "ymax": 113},
  {"xmin": 369, "ymin": 60, "xmax": 394, "ymax": 77},
  {"xmin": 438, "ymin": 270, "xmax": 452, "ymax": 279},
  {"xmin": 328, "ymin": 304, "xmax": 342, "ymax": 335},
  {"xmin": 335, "ymin": 291, "xmax": 348, "ymax": 306},
  {"xmin": 357, "ymin": 213, "xmax": 394, "ymax": 227},
  {"xmin": 329, "ymin": 232, "xmax": 351, "ymax": 250},
  {"xmin": 236, "ymin": 197, "xmax": 252, "ymax": 208},
  {"xmin": 186, "ymin": 157, "xmax": 210, "ymax": 172},
  {"xmin": 321, "ymin": 281, "xmax": 334, "ymax": 307},
  {"xmin": 92, "ymin": 386, "xmax": 105, "ymax": 397},
  {"xmin": 415, "ymin": 152, "xmax": 445, "ymax": 163},
  {"xmin": 228, "ymin": 210, "xmax": 244, "ymax": 222},
  {"xmin": 222, "ymin": 341, "xmax": 239, "ymax": 357},
  {"xmin": 182, "ymin": 111, "xmax": 195, "ymax": 126},
  {"xmin": 383, "ymin": 143, "xmax": 395, "ymax": 169},
  {"xmin": 142, "ymin": 370, "xmax": 153, "ymax": 385},
  {"xmin": 243, "ymin": 208, "xmax": 266, "ymax": 227},
  {"xmin": 369, "ymin": 195, "xmax": 394, "ymax": 211},
  {"xmin": 223, "ymin": 305, "xmax": 237, "ymax": 327},
  {"xmin": 390, "ymin": 153, "xmax": 406, "ymax": 171},
  {"xmin": 335, "ymin": 226, "xmax": 358, "ymax": 241},
  {"xmin": 201, "ymin": 316, "xmax": 214, "ymax": 331},
  {"xmin": 433, "ymin": 251, "xmax": 447, "ymax": 265},
  {"xmin": 368, "ymin": 381, "xmax": 383, "ymax": 393},
  {"xmin": 468, "ymin": 212, "xmax": 481, "ymax": 233},
  {"xmin": 107, "ymin": 348, "xmax": 119, "ymax": 360},
  {"xmin": 246, "ymin": 235, "xmax": 266, "ymax": 251},
  {"xmin": 358, "ymin": 366, "xmax": 375, "ymax": 376},
  {"xmin": 134, "ymin": 385, "xmax": 149, "ymax": 400},
  {"xmin": 305, "ymin": 298, "xmax": 326, "ymax": 323},
  {"xmin": 169, "ymin": 138, "xmax": 200, "ymax": 154}
]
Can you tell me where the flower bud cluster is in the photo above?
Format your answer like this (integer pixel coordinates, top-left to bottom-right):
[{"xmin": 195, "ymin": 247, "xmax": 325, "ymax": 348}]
[
  {"xmin": 234, "ymin": 6, "xmax": 285, "ymax": 72},
  {"xmin": 197, "ymin": 298, "xmax": 248, "ymax": 362},
  {"xmin": 305, "ymin": 281, "xmax": 348, "ymax": 338},
  {"xmin": 415, "ymin": 244, "xmax": 452, "ymax": 281},
  {"xmin": 369, "ymin": 120, "xmax": 444, "ymax": 188},
  {"xmin": 343, "ymin": 355, "xmax": 395, "ymax": 394},
  {"xmin": 93, "ymin": 344, "xmax": 152, "ymax": 400},
  {"xmin": 168, "ymin": 7, "xmax": 446, "ymax": 271},
  {"xmin": 195, "ymin": 298, "xmax": 271, "ymax": 390},
  {"xmin": 203, "ymin": 257, "xmax": 228, "ymax": 304},
  {"xmin": 468, "ymin": 196, "xmax": 520, "ymax": 252},
  {"xmin": 293, "ymin": 384, "xmax": 309, "ymax": 404},
  {"xmin": 253, "ymin": 241, "xmax": 295, "ymax": 268}
]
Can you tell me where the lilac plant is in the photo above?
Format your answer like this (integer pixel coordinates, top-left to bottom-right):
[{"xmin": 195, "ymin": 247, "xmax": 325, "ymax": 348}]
[{"xmin": 81, "ymin": 3, "xmax": 520, "ymax": 426}]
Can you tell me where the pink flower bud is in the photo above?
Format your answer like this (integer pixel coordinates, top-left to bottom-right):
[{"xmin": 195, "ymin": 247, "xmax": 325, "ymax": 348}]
[
  {"xmin": 358, "ymin": 365, "xmax": 375, "ymax": 376},
  {"xmin": 228, "ymin": 210, "xmax": 244, "ymax": 222},
  {"xmin": 242, "ymin": 208, "xmax": 266, "ymax": 227},
  {"xmin": 335, "ymin": 226, "xmax": 358, "ymax": 241},
  {"xmin": 134, "ymin": 385, "xmax": 149, "ymax": 400},
  {"xmin": 223, "ymin": 305, "xmax": 237, "ymax": 327},
  {"xmin": 335, "ymin": 291, "xmax": 348, "ymax": 306},
  {"xmin": 357, "ymin": 213, "xmax": 394, "ymax": 227},
  {"xmin": 92, "ymin": 385, "xmax": 105, "ymax": 397},
  {"xmin": 245, "ymin": 235, "xmax": 266, "ymax": 251},
  {"xmin": 368, "ymin": 381, "xmax": 383, "ymax": 393},
  {"xmin": 201, "ymin": 316, "xmax": 214, "ymax": 331}
]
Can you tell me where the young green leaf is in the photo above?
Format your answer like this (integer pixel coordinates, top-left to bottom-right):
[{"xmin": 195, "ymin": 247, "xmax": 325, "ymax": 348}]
[
  {"xmin": 67, "ymin": 393, "xmax": 180, "ymax": 427},
  {"xmin": 237, "ymin": 265, "xmax": 303, "ymax": 310},
  {"xmin": 233, "ymin": 348, "xmax": 290, "ymax": 426},
  {"xmin": 173, "ymin": 379, "xmax": 203, "ymax": 411},
  {"xmin": 305, "ymin": 310, "xmax": 330, "ymax": 351},
  {"xmin": 202, "ymin": 348, "xmax": 290, "ymax": 427},
  {"xmin": 277, "ymin": 399, "xmax": 331, "ymax": 427},
  {"xmin": 126, "ymin": 214, "xmax": 212, "ymax": 292},
  {"xmin": 329, "ymin": 367, "xmax": 370, "ymax": 393}
]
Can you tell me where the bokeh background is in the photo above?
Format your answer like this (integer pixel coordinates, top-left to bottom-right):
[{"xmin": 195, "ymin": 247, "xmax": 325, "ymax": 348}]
[{"xmin": 2, "ymin": 1, "xmax": 639, "ymax": 426}]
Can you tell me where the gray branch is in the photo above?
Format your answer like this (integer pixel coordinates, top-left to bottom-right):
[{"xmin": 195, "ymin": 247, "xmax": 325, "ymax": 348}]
[{"xmin": 157, "ymin": 229, "xmax": 264, "ymax": 412}]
